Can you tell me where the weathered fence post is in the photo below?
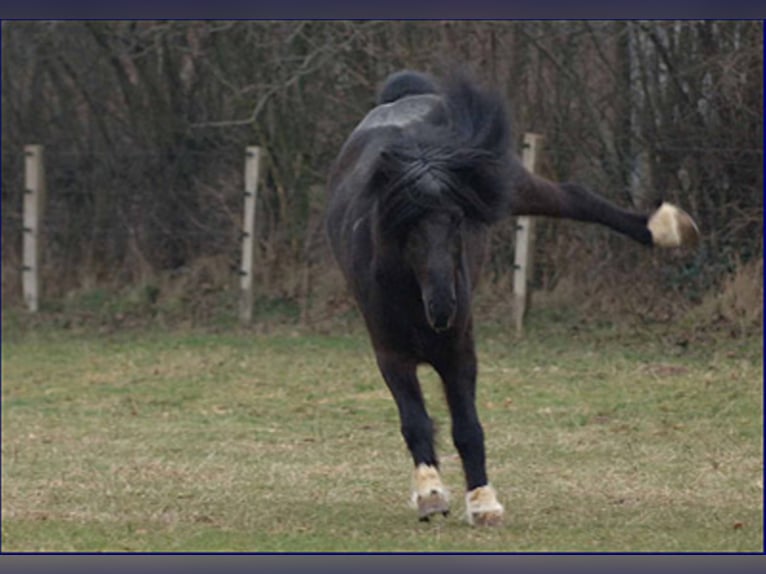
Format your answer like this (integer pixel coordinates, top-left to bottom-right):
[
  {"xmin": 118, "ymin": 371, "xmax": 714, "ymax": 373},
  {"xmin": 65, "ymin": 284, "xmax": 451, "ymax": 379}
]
[
  {"xmin": 240, "ymin": 146, "xmax": 261, "ymax": 325},
  {"xmin": 23, "ymin": 145, "xmax": 45, "ymax": 312},
  {"xmin": 513, "ymin": 133, "xmax": 543, "ymax": 335}
]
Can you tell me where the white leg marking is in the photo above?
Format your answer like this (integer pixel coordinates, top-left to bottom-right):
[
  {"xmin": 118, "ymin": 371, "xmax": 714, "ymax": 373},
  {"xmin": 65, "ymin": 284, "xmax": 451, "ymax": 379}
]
[
  {"xmin": 465, "ymin": 484, "xmax": 504, "ymax": 527},
  {"xmin": 410, "ymin": 464, "xmax": 450, "ymax": 519},
  {"xmin": 648, "ymin": 202, "xmax": 700, "ymax": 248}
]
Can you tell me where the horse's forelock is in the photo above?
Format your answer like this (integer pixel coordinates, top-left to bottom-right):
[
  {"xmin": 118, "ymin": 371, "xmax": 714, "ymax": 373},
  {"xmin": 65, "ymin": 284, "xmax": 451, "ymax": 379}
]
[{"xmin": 373, "ymin": 145, "xmax": 464, "ymax": 234}]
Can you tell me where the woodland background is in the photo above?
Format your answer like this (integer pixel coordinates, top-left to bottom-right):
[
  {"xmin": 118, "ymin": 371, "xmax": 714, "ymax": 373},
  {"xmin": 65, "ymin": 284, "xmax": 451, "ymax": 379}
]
[{"xmin": 2, "ymin": 21, "xmax": 762, "ymax": 331}]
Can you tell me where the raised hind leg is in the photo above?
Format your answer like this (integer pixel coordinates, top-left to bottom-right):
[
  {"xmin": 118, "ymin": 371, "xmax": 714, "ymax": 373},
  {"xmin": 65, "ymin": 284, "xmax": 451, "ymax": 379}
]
[
  {"xmin": 435, "ymin": 345, "xmax": 504, "ymax": 527},
  {"xmin": 509, "ymin": 172, "xmax": 699, "ymax": 248},
  {"xmin": 375, "ymin": 350, "xmax": 450, "ymax": 521}
]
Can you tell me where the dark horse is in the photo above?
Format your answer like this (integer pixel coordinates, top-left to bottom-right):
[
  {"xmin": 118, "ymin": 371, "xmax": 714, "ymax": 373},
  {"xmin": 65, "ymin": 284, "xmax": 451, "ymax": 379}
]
[{"xmin": 325, "ymin": 70, "xmax": 698, "ymax": 526}]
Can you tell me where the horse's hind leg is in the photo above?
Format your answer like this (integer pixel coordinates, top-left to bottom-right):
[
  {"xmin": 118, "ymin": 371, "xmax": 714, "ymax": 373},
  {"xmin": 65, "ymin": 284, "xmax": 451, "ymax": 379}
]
[
  {"xmin": 376, "ymin": 350, "xmax": 450, "ymax": 521},
  {"xmin": 436, "ymin": 349, "xmax": 504, "ymax": 527}
]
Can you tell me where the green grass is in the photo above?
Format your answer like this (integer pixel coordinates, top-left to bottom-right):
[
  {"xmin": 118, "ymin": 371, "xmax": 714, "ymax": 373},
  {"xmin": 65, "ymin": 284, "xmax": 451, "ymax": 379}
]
[{"xmin": 1, "ymin": 317, "xmax": 762, "ymax": 552}]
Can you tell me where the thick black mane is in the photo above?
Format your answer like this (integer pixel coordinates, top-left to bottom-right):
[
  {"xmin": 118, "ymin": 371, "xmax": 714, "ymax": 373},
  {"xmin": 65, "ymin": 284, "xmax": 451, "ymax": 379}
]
[{"xmin": 370, "ymin": 74, "xmax": 514, "ymax": 235}]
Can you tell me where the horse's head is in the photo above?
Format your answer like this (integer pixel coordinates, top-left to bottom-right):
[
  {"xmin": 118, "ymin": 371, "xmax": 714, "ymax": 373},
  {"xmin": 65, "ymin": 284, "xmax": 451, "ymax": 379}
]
[{"xmin": 404, "ymin": 209, "xmax": 464, "ymax": 333}]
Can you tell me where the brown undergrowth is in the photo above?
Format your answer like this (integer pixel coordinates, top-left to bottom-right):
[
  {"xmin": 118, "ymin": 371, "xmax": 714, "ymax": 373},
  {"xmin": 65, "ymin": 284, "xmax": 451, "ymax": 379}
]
[{"xmin": 2, "ymin": 248, "xmax": 762, "ymax": 342}]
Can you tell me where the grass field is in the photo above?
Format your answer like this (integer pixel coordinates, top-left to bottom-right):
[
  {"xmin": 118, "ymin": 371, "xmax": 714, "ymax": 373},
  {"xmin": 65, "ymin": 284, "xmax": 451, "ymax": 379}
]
[{"xmin": 1, "ymin": 314, "xmax": 762, "ymax": 552}]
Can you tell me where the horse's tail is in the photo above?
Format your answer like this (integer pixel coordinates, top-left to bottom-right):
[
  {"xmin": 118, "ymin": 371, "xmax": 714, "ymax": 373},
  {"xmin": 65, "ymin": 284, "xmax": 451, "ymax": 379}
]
[
  {"xmin": 426, "ymin": 73, "xmax": 515, "ymax": 223},
  {"xmin": 440, "ymin": 73, "xmax": 512, "ymax": 164},
  {"xmin": 377, "ymin": 70, "xmax": 439, "ymax": 105}
]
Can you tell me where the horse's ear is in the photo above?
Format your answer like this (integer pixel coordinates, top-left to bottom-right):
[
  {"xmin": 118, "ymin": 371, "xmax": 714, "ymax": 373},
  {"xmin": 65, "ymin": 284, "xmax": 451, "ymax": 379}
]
[
  {"xmin": 382, "ymin": 148, "xmax": 399, "ymax": 169},
  {"xmin": 372, "ymin": 147, "xmax": 403, "ymax": 185},
  {"xmin": 378, "ymin": 149, "xmax": 392, "ymax": 164},
  {"xmin": 367, "ymin": 154, "xmax": 393, "ymax": 196}
]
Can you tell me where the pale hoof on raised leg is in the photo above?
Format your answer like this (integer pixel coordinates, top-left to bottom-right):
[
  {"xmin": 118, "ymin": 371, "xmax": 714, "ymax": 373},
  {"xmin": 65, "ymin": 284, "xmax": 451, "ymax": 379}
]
[
  {"xmin": 410, "ymin": 464, "xmax": 450, "ymax": 521},
  {"xmin": 647, "ymin": 202, "xmax": 700, "ymax": 248},
  {"xmin": 465, "ymin": 485, "xmax": 504, "ymax": 527}
]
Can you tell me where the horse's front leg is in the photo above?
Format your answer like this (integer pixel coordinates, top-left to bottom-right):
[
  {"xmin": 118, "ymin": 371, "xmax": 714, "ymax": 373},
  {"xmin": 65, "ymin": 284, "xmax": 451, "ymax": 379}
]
[
  {"xmin": 376, "ymin": 350, "xmax": 450, "ymax": 521},
  {"xmin": 436, "ymin": 348, "xmax": 504, "ymax": 527}
]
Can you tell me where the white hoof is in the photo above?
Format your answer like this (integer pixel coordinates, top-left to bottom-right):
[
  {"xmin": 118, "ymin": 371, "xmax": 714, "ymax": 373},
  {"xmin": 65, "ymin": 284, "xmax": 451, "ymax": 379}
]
[
  {"xmin": 647, "ymin": 202, "xmax": 700, "ymax": 248},
  {"xmin": 410, "ymin": 464, "xmax": 450, "ymax": 520},
  {"xmin": 465, "ymin": 484, "xmax": 504, "ymax": 527}
]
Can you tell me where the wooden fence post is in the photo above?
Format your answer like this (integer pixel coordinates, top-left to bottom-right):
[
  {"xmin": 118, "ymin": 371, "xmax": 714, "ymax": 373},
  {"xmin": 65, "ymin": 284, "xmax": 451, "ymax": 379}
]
[
  {"xmin": 240, "ymin": 146, "xmax": 261, "ymax": 325},
  {"xmin": 23, "ymin": 145, "xmax": 45, "ymax": 312},
  {"xmin": 513, "ymin": 133, "xmax": 543, "ymax": 335}
]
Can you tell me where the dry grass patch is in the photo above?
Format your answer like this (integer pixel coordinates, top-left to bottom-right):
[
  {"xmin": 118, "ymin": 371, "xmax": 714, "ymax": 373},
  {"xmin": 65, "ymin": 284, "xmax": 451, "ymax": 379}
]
[{"xmin": 2, "ymin": 322, "xmax": 762, "ymax": 552}]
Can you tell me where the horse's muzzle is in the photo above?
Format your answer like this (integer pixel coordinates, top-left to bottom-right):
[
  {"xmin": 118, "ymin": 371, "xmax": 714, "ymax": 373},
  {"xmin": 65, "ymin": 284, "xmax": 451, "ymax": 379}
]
[{"xmin": 425, "ymin": 296, "xmax": 457, "ymax": 333}]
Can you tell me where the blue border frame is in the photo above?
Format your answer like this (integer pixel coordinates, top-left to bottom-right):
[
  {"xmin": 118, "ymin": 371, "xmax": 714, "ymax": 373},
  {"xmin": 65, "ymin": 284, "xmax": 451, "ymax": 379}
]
[
  {"xmin": 0, "ymin": 2, "xmax": 763, "ymax": 567},
  {"xmin": 0, "ymin": 1, "xmax": 764, "ymax": 19}
]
